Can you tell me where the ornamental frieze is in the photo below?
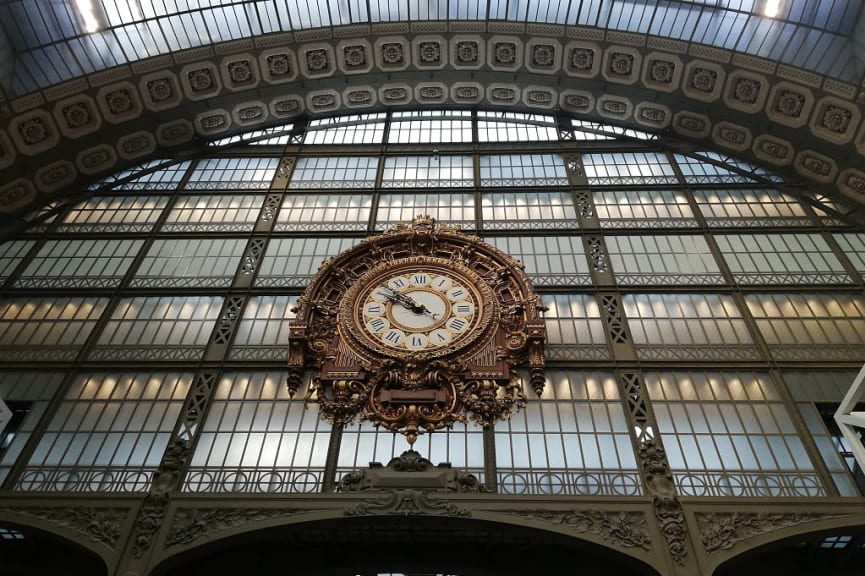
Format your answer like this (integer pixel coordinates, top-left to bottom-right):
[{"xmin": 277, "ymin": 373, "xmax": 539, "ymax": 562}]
[
  {"xmin": 696, "ymin": 512, "xmax": 851, "ymax": 556},
  {"xmin": 345, "ymin": 488, "xmax": 471, "ymax": 517},
  {"xmin": 506, "ymin": 509, "xmax": 652, "ymax": 552},
  {"xmin": 166, "ymin": 507, "xmax": 307, "ymax": 549},
  {"xmin": 1, "ymin": 506, "xmax": 129, "ymax": 549}
]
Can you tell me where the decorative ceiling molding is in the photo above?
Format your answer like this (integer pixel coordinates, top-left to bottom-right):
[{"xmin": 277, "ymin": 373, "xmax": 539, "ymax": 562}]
[{"xmin": 1, "ymin": 23, "xmax": 864, "ymax": 219}]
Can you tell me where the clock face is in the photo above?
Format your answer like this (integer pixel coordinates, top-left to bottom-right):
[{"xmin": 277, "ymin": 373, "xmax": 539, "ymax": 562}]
[
  {"xmin": 360, "ymin": 270, "xmax": 479, "ymax": 352},
  {"xmin": 342, "ymin": 258, "xmax": 495, "ymax": 356}
]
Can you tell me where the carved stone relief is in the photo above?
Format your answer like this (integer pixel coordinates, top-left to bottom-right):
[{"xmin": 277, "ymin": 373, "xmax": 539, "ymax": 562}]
[
  {"xmin": 180, "ymin": 63, "xmax": 221, "ymax": 101},
  {"xmin": 140, "ymin": 73, "xmax": 181, "ymax": 110},
  {"xmin": 35, "ymin": 160, "xmax": 76, "ymax": 193},
  {"xmin": 597, "ymin": 96, "xmax": 632, "ymax": 120},
  {"xmin": 381, "ymin": 86, "xmax": 410, "ymax": 103},
  {"xmin": 810, "ymin": 96, "xmax": 861, "ymax": 145},
  {"xmin": 524, "ymin": 88, "xmax": 555, "ymax": 108},
  {"xmin": 376, "ymin": 39, "xmax": 408, "ymax": 69},
  {"xmin": 308, "ymin": 91, "xmax": 339, "ymax": 111},
  {"xmin": 639, "ymin": 439, "xmax": 688, "ymax": 566},
  {"xmin": 304, "ymin": 48, "xmax": 332, "ymax": 74},
  {"xmin": 724, "ymin": 71, "xmax": 769, "ymax": 114},
  {"xmin": 417, "ymin": 41, "xmax": 442, "ymax": 65},
  {"xmin": 156, "ymin": 119, "xmax": 194, "ymax": 146},
  {"xmin": 337, "ymin": 40, "xmax": 376, "ymax": 76},
  {"xmin": 196, "ymin": 110, "xmax": 230, "ymax": 134},
  {"xmin": 0, "ymin": 506, "xmax": 129, "ymax": 549},
  {"xmin": 752, "ymin": 134, "xmax": 794, "ymax": 166},
  {"xmin": 117, "ymin": 131, "xmax": 157, "ymax": 160},
  {"xmin": 0, "ymin": 26, "xmax": 864, "ymax": 230},
  {"xmin": 768, "ymin": 82, "xmax": 814, "ymax": 128},
  {"xmin": 166, "ymin": 507, "xmax": 305, "ymax": 549},
  {"xmin": 234, "ymin": 102, "xmax": 267, "ymax": 125},
  {"xmin": 489, "ymin": 85, "xmax": 518, "ymax": 104},
  {"xmin": 0, "ymin": 179, "xmax": 35, "ymax": 213},
  {"xmin": 489, "ymin": 36, "xmax": 522, "ymax": 70},
  {"xmin": 839, "ymin": 169, "xmax": 865, "ymax": 198},
  {"xmin": 221, "ymin": 57, "xmax": 258, "ymax": 91},
  {"xmin": 97, "ymin": 83, "xmax": 142, "ymax": 123},
  {"xmin": 454, "ymin": 40, "xmax": 481, "ymax": 66},
  {"xmin": 494, "ymin": 41, "xmax": 516, "ymax": 64},
  {"xmin": 673, "ymin": 111, "xmax": 711, "ymax": 138},
  {"xmin": 560, "ymin": 90, "xmax": 594, "ymax": 113},
  {"xmin": 345, "ymin": 88, "xmax": 375, "ymax": 107},
  {"xmin": 260, "ymin": 49, "xmax": 298, "ymax": 83},
  {"xmin": 795, "ymin": 149, "xmax": 837, "ymax": 183},
  {"xmin": 337, "ymin": 450, "xmax": 486, "ymax": 493},
  {"xmin": 10, "ymin": 111, "xmax": 58, "ymax": 154},
  {"xmin": 696, "ymin": 512, "xmax": 850, "ymax": 556},
  {"xmin": 526, "ymin": 40, "xmax": 560, "ymax": 73},
  {"xmin": 643, "ymin": 52, "xmax": 682, "ymax": 93},
  {"xmin": 271, "ymin": 97, "xmax": 303, "ymax": 117},
  {"xmin": 713, "ymin": 122, "xmax": 752, "ymax": 152},
  {"xmin": 604, "ymin": 48, "xmax": 640, "ymax": 85},
  {"xmin": 683, "ymin": 61, "xmax": 724, "ymax": 102},
  {"xmin": 415, "ymin": 84, "xmax": 446, "ymax": 103},
  {"xmin": 570, "ymin": 47, "xmax": 595, "ymax": 72},
  {"xmin": 132, "ymin": 493, "xmax": 169, "ymax": 558},
  {"xmin": 506, "ymin": 509, "xmax": 651, "ymax": 552},
  {"xmin": 54, "ymin": 96, "xmax": 101, "ymax": 138},
  {"xmin": 344, "ymin": 489, "xmax": 472, "ymax": 517},
  {"xmin": 76, "ymin": 144, "xmax": 117, "ymax": 175},
  {"xmin": 452, "ymin": 84, "xmax": 482, "ymax": 102},
  {"xmin": 634, "ymin": 103, "xmax": 671, "ymax": 128}
]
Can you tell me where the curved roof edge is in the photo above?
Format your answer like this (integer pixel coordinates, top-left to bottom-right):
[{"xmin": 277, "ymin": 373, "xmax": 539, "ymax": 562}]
[{"xmin": 1, "ymin": 23, "xmax": 864, "ymax": 223}]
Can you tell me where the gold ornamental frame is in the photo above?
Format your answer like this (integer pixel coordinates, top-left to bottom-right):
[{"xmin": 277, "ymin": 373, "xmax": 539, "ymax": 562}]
[{"xmin": 287, "ymin": 216, "xmax": 546, "ymax": 444}]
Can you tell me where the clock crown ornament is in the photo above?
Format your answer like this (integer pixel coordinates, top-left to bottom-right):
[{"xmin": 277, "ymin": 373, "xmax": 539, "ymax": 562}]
[{"xmin": 288, "ymin": 216, "xmax": 546, "ymax": 445}]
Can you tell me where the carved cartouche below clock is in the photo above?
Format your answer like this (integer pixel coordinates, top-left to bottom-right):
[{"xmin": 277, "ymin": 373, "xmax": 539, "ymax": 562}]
[{"xmin": 287, "ymin": 215, "xmax": 546, "ymax": 444}]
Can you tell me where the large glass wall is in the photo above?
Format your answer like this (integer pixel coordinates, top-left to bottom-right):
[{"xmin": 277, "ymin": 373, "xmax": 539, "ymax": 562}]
[{"xmin": 0, "ymin": 110, "xmax": 863, "ymax": 499}]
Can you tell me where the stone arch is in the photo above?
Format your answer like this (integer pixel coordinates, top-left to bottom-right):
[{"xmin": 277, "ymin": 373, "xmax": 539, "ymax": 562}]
[
  {"xmin": 150, "ymin": 510, "xmax": 661, "ymax": 576},
  {"xmin": 0, "ymin": 513, "xmax": 113, "ymax": 575},
  {"xmin": 1, "ymin": 23, "xmax": 865, "ymax": 220},
  {"xmin": 699, "ymin": 512, "xmax": 865, "ymax": 576}
]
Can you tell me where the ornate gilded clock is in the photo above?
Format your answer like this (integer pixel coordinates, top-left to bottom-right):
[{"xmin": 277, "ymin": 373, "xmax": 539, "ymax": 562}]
[{"xmin": 288, "ymin": 216, "xmax": 546, "ymax": 444}]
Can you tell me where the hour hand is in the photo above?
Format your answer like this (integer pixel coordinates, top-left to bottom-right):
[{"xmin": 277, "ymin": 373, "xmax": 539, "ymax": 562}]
[
  {"xmin": 414, "ymin": 303, "xmax": 440, "ymax": 320},
  {"xmin": 378, "ymin": 284, "xmax": 415, "ymax": 309}
]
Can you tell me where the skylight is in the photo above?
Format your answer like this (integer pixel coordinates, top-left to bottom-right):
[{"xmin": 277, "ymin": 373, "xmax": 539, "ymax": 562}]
[{"xmin": 0, "ymin": 0, "xmax": 862, "ymax": 96}]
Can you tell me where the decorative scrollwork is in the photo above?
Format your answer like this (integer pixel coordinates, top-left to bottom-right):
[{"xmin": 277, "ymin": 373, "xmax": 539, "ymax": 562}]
[
  {"xmin": 696, "ymin": 512, "xmax": 848, "ymax": 556},
  {"xmin": 337, "ymin": 449, "xmax": 487, "ymax": 493},
  {"xmin": 506, "ymin": 509, "xmax": 651, "ymax": 551},
  {"xmin": 312, "ymin": 377, "xmax": 370, "ymax": 426},
  {"xmin": 639, "ymin": 439, "xmax": 688, "ymax": 566},
  {"xmin": 459, "ymin": 376, "xmax": 527, "ymax": 426},
  {"xmin": 344, "ymin": 488, "xmax": 471, "ymax": 517},
  {"xmin": 166, "ymin": 507, "xmax": 304, "ymax": 549},
  {"xmin": 0, "ymin": 506, "xmax": 128, "ymax": 549},
  {"xmin": 132, "ymin": 493, "xmax": 169, "ymax": 558}
]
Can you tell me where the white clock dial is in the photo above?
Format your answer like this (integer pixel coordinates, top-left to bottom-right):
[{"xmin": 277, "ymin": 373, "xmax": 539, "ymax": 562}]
[
  {"xmin": 430, "ymin": 276, "xmax": 452, "ymax": 292},
  {"xmin": 405, "ymin": 333, "xmax": 429, "ymax": 350},
  {"xmin": 409, "ymin": 273, "xmax": 431, "ymax": 287},
  {"xmin": 359, "ymin": 270, "xmax": 479, "ymax": 352}
]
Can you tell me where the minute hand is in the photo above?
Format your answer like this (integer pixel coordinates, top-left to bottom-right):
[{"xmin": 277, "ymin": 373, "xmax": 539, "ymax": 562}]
[
  {"xmin": 378, "ymin": 284, "xmax": 418, "ymax": 309},
  {"xmin": 379, "ymin": 284, "xmax": 436, "ymax": 317}
]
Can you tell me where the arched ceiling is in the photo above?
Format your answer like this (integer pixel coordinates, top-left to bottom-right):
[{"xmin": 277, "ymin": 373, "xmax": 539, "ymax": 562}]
[{"xmin": 1, "ymin": 2, "xmax": 865, "ymax": 226}]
